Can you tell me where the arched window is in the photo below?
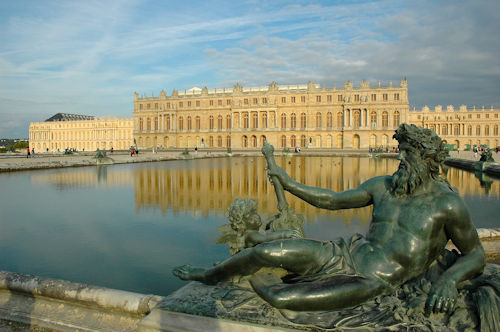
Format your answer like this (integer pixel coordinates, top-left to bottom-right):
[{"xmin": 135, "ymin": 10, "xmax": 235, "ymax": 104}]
[
  {"xmin": 393, "ymin": 111, "xmax": 400, "ymax": 127},
  {"xmin": 226, "ymin": 115, "xmax": 231, "ymax": 129},
  {"xmin": 195, "ymin": 116, "xmax": 201, "ymax": 130},
  {"xmin": 139, "ymin": 118, "xmax": 144, "ymax": 131},
  {"xmin": 261, "ymin": 113, "xmax": 267, "ymax": 128},
  {"xmin": 454, "ymin": 125, "xmax": 460, "ymax": 136},
  {"xmin": 476, "ymin": 125, "xmax": 481, "ymax": 136},
  {"xmin": 301, "ymin": 135, "xmax": 307, "ymax": 147},
  {"xmin": 218, "ymin": 115, "xmax": 223, "ymax": 130},
  {"xmin": 242, "ymin": 135, "xmax": 248, "ymax": 147},
  {"xmin": 370, "ymin": 134, "xmax": 376, "ymax": 147},
  {"xmin": 187, "ymin": 116, "xmax": 192, "ymax": 130},
  {"xmin": 251, "ymin": 135, "xmax": 257, "ymax": 147},
  {"xmin": 337, "ymin": 112, "xmax": 344, "ymax": 127},
  {"xmin": 485, "ymin": 125, "xmax": 490, "ymax": 136},
  {"xmin": 147, "ymin": 118, "xmax": 151, "ymax": 131},
  {"xmin": 217, "ymin": 136, "xmax": 222, "ymax": 147},
  {"xmin": 154, "ymin": 118, "xmax": 158, "ymax": 130},
  {"xmin": 442, "ymin": 126, "xmax": 448, "ymax": 136},
  {"xmin": 243, "ymin": 113, "xmax": 249, "ymax": 129},
  {"xmin": 209, "ymin": 116, "xmax": 214, "ymax": 130},
  {"xmin": 326, "ymin": 112, "xmax": 333, "ymax": 128},
  {"xmin": 494, "ymin": 125, "xmax": 499, "ymax": 136},
  {"xmin": 370, "ymin": 111, "xmax": 377, "ymax": 128},
  {"xmin": 315, "ymin": 112, "xmax": 322, "ymax": 128},
  {"xmin": 281, "ymin": 135, "xmax": 286, "ymax": 148},
  {"xmin": 290, "ymin": 113, "xmax": 297, "ymax": 128},
  {"xmin": 178, "ymin": 117, "xmax": 183, "ymax": 131},
  {"xmin": 382, "ymin": 112, "xmax": 388, "ymax": 127},
  {"xmin": 226, "ymin": 135, "xmax": 231, "ymax": 147},
  {"xmin": 300, "ymin": 113, "xmax": 306, "ymax": 128},
  {"xmin": 281, "ymin": 113, "xmax": 287, "ymax": 128},
  {"xmin": 467, "ymin": 125, "xmax": 472, "ymax": 136},
  {"xmin": 252, "ymin": 112, "xmax": 258, "ymax": 129},
  {"xmin": 260, "ymin": 135, "xmax": 266, "ymax": 146},
  {"xmin": 353, "ymin": 110, "xmax": 361, "ymax": 128},
  {"xmin": 291, "ymin": 135, "xmax": 296, "ymax": 147},
  {"xmin": 209, "ymin": 136, "xmax": 214, "ymax": 147}
]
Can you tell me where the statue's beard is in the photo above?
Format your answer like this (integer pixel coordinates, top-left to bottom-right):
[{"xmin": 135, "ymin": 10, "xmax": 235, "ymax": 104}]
[{"xmin": 391, "ymin": 158, "xmax": 427, "ymax": 197}]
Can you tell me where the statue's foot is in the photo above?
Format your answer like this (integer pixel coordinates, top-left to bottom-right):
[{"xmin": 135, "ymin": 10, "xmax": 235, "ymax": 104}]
[{"xmin": 172, "ymin": 264, "xmax": 208, "ymax": 282}]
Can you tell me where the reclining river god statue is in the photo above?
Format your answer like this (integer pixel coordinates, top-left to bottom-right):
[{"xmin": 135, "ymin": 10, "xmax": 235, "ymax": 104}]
[{"xmin": 172, "ymin": 124, "xmax": 498, "ymax": 331}]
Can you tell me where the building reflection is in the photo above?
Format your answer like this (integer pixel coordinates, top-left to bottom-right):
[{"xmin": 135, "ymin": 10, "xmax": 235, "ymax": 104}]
[{"xmin": 32, "ymin": 157, "xmax": 499, "ymax": 222}]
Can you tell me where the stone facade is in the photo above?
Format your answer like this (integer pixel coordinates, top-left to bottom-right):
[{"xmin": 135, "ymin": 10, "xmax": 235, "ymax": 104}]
[
  {"xmin": 409, "ymin": 105, "xmax": 500, "ymax": 149},
  {"xmin": 133, "ymin": 80, "xmax": 410, "ymax": 150},
  {"xmin": 29, "ymin": 113, "xmax": 134, "ymax": 152}
]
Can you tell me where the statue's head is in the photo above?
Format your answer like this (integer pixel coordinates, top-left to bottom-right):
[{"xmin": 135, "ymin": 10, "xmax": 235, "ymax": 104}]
[
  {"xmin": 227, "ymin": 198, "xmax": 262, "ymax": 232},
  {"xmin": 391, "ymin": 124, "xmax": 449, "ymax": 197}
]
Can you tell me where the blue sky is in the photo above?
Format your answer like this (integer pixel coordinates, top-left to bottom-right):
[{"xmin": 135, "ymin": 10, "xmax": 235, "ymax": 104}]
[{"xmin": 0, "ymin": 0, "xmax": 499, "ymax": 138}]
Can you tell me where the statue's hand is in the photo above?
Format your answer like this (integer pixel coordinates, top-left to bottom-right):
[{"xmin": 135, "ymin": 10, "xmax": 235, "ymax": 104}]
[
  {"xmin": 261, "ymin": 141, "xmax": 274, "ymax": 157},
  {"xmin": 425, "ymin": 279, "xmax": 458, "ymax": 315},
  {"xmin": 279, "ymin": 229, "xmax": 302, "ymax": 239},
  {"xmin": 266, "ymin": 165, "xmax": 288, "ymax": 185}
]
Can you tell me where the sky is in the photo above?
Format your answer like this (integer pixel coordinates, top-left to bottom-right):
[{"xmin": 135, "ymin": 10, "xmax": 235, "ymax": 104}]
[{"xmin": 0, "ymin": 0, "xmax": 499, "ymax": 138}]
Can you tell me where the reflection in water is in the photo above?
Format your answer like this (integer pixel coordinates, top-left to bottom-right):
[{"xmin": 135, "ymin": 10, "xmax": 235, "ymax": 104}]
[{"xmin": 32, "ymin": 156, "xmax": 499, "ymax": 224}]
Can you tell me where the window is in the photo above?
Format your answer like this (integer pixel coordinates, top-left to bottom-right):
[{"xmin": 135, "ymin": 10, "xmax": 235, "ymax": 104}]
[
  {"xmin": 196, "ymin": 100, "xmax": 200, "ymax": 107},
  {"xmin": 281, "ymin": 113, "xmax": 287, "ymax": 128},
  {"xmin": 316, "ymin": 95, "xmax": 321, "ymax": 102},
  {"xmin": 316, "ymin": 112, "xmax": 322, "ymax": 128},
  {"xmin": 178, "ymin": 117, "xmax": 183, "ymax": 130},
  {"xmin": 467, "ymin": 125, "xmax": 472, "ymax": 136},
  {"xmin": 476, "ymin": 125, "xmax": 481, "ymax": 135},
  {"xmin": 226, "ymin": 99, "xmax": 231, "ymax": 105},
  {"xmin": 281, "ymin": 97, "xmax": 286, "ymax": 103},
  {"xmin": 147, "ymin": 103, "xmax": 151, "ymax": 109},
  {"xmin": 167, "ymin": 102, "xmax": 171, "ymax": 109},
  {"xmin": 218, "ymin": 115, "xmax": 223, "ymax": 130},
  {"xmin": 494, "ymin": 125, "xmax": 498, "ymax": 136},
  {"xmin": 486, "ymin": 114, "xmax": 489, "ymax": 119},
  {"xmin": 485, "ymin": 125, "xmax": 490, "ymax": 136},
  {"xmin": 155, "ymin": 103, "xmax": 158, "ymax": 109},
  {"xmin": 154, "ymin": 118, "xmax": 158, "ymax": 130},
  {"xmin": 187, "ymin": 101, "xmax": 191, "ymax": 107},
  {"xmin": 354, "ymin": 94, "xmax": 359, "ymax": 102},
  {"xmin": 226, "ymin": 115, "xmax": 231, "ymax": 129},
  {"xmin": 370, "ymin": 111, "xmax": 377, "ymax": 128},
  {"xmin": 337, "ymin": 112, "xmax": 344, "ymax": 127},
  {"xmin": 262, "ymin": 98, "xmax": 267, "ymax": 104},
  {"xmin": 252, "ymin": 112, "xmax": 258, "ymax": 129},
  {"xmin": 209, "ymin": 136, "xmax": 214, "ymax": 147},
  {"xmin": 147, "ymin": 118, "xmax": 151, "ymax": 130},
  {"xmin": 218, "ymin": 136, "xmax": 222, "ymax": 147},
  {"xmin": 243, "ymin": 113, "xmax": 249, "ymax": 128},
  {"xmin": 209, "ymin": 116, "xmax": 214, "ymax": 130},
  {"xmin": 327, "ymin": 95, "xmax": 332, "ymax": 102},
  {"xmin": 165, "ymin": 116, "xmax": 170, "ymax": 130},
  {"xmin": 290, "ymin": 113, "xmax": 297, "ymax": 129},
  {"xmin": 261, "ymin": 113, "xmax": 267, "ymax": 128},
  {"xmin": 291, "ymin": 135, "xmax": 296, "ymax": 147},
  {"xmin": 139, "ymin": 118, "xmax": 144, "ymax": 131},
  {"xmin": 300, "ymin": 113, "xmax": 306, "ymax": 128},
  {"xmin": 227, "ymin": 135, "xmax": 231, "ymax": 147},
  {"xmin": 196, "ymin": 116, "xmax": 200, "ymax": 130},
  {"xmin": 242, "ymin": 135, "xmax": 248, "ymax": 147},
  {"xmin": 291, "ymin": 96, "xmax": 296, "ymax": 103},
  {"xmin": 394, "ymin": 93, "xmax": 399, "ymax": 101},
  {"xmin": 187, "ymin": 116, "xmax": 192, "ymax": 130},
  {"xmin": 210, "ymin": 100, "xmax": 214, "ymax": 106},
  {"xmin": 468, "ymin": 114, "xmax": 472, "ymax": 119},
  {"xmin": 301, "ymin": 96, "xmax": 306, "ymax": 103},
  {"xmin": 253, "ymin": 98, "xmax": 258, "ymax": 105},
  {"xmin": 338, "ymin": 95, "xmax": 343, "ymax": 102},
  {"xmin": 393, "ymin": 111, "xmax": 400, "ymax": 127},
  {"xmin": 218, "ymin": 99, "xmax": 222, "ymax": 106},
  {"xmin": 301, "ymin": 135, "xmax": 307, "ymax": 147},
  {"xmin": 281, "ymin": 135, "xmax": 286, "ymax": 148},
  {"xmin": 139, "ymin": 104, "xmax": 143, "ymax": 110},
  {"xmin": 244, "ymin": 98, "xmax": 249, "ymax": 105},
  {"xmin": 371, "ymin": 94, "xmax": 376, "ymax": 102},
  {"xmin": 179, "ymin": 102, "xmax": 183, "ymax": 108},
  {"xmin": 326, "ymin": 112, "xmax": 333, "ymax": 128},
  {"xmin": 383, "ymin": 94, "xmax": 388, "ymax": 101},
  {"xmin": 353, "ymin": 111, "xmax": 360, "ymax": 128},
  {"xmin": 382, "ymin": 111, "xmax": 388, "ymax": 127}
]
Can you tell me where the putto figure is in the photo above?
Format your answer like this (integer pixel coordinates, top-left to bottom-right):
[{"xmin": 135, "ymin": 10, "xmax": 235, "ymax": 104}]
[{"xmin": 174, "ymin": 124, "xmax": 486, "ymax": 315}]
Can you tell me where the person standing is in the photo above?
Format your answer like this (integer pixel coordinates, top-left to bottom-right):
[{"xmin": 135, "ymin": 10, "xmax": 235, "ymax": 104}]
[{"xmin": 26, "ymin": 147, "xmax": 30, "ymax": 158}]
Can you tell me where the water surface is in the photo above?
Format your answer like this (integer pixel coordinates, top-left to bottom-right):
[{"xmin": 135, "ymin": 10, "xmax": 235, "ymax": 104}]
[{"xmin": 0, "ymin": 156, "xmax": 498, "ymax": 296}]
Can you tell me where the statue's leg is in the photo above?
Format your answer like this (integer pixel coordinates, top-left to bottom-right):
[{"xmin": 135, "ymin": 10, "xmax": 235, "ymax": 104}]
[
  {"xmin": 250, "ymin": 273, "xmax": 388, "ymax": 311},
  {"xmin": 174, "ymin": 239, "xmax": 331, "ymax": 284}
]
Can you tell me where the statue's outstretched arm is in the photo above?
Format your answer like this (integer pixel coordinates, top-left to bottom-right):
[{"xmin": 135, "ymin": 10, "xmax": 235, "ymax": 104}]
[{"xmin": 426, "ymin": 194, "xmax": 486, "ymax": 314}]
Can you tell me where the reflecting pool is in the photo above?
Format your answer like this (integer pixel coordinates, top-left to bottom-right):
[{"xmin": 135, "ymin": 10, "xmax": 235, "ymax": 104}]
[{"xmin": 0, "ymin": 156, "xmax": 498, "ymax": 296}]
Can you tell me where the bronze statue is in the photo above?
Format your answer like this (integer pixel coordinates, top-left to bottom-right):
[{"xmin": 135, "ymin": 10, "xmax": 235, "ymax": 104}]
[{"xmin": 173, "ymin": 124, "xmax": 486, "ymax": 315}]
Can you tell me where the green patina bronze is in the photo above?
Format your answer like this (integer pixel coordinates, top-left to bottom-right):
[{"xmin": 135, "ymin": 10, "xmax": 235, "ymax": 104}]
[{"xmin": 173, "ymin": 124, "xmax": 499, "ymax": 330}]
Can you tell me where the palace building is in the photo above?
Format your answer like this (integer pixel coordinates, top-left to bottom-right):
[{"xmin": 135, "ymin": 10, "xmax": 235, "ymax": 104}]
[
  {"xmin": 133, "ymin": 79, "xmax": 410, "ymax": 150},
  {"xmin": 409, "ymin": 105, "xmax": 500, "ymax": 150},
  {"xmin": 29, "ymin": 79, "xmax": 500, "ymax": 153},
  {"xmin": 29, "ymin": 113, "xmax": 134, "ymax": 152}
]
